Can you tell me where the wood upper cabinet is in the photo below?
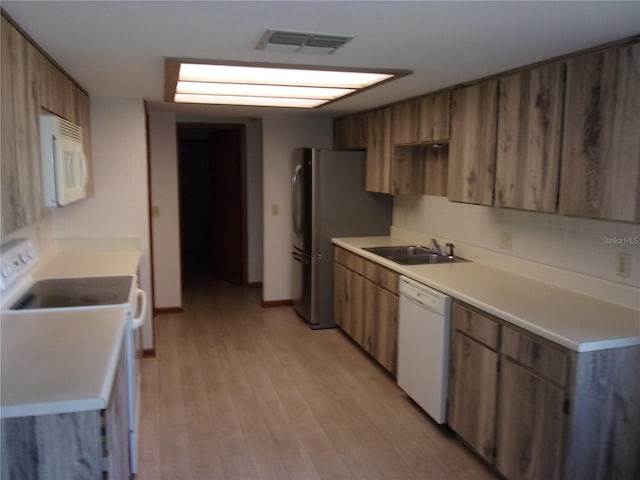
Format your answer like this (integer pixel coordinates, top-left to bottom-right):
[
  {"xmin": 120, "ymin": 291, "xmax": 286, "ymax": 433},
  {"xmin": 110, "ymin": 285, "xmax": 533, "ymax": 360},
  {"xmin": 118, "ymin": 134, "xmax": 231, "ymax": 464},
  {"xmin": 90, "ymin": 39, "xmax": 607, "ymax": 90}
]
[
  {"xmin": 559, "ymin": 42, "xmax": 640, "ymax": 223},
  {"xmin": 448, "ymin": 302, "xmax": 499, "ymax": 463},
  {"xmin": 1, "ymin": 14, "xmax": 93, "ymax": 235},
  {"xmin": 367, "ymin": 107, "xmax": 424, "ymax": 195},
  {"xmin": 39, "ymin": 51, "xmax": 77, "ymax": 123},
  {"xmin": 417, "ymin": 90, "xmax": 450, "ymax": 142},
  {"xmin": 495, "ymin": 63, "xmax": 565, "ymax": 212},
  {"xmin": 392, "ymin": 91, "xmax": 450, "ymax": 145},
  {"xmin": 391, "ymin": 99, "xmax": 419, "ymax": 144},
  {"xmin": 366, "ymin": 108, "xmax": 393, "ymax": 193},
  {"xmin": 448, "ymin": 79, "xmax": 499, "ymax": 205},
  {"xmin": 1, "ymin": 15, "xmax": 45, "ymax": 235},
  {"xmin": 333, "ymin": 112, "xmax": 368, "ymax": 150}
]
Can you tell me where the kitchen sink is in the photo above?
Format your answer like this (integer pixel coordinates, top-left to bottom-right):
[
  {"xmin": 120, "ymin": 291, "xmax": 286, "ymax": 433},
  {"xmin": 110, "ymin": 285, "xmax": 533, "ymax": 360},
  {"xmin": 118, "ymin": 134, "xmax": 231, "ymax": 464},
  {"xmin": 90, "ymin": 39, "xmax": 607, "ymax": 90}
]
[{"xmin": 363, "ymin": 245, "xmax": 466, "ymax": 265}]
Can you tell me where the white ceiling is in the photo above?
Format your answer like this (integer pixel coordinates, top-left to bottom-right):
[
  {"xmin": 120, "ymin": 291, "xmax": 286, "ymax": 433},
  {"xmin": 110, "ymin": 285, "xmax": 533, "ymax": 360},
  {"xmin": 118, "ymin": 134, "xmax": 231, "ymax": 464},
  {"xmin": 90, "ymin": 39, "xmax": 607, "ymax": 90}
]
[{"xmin": 4, "ymin": 1, "xmax": 639, "ymax": 118}]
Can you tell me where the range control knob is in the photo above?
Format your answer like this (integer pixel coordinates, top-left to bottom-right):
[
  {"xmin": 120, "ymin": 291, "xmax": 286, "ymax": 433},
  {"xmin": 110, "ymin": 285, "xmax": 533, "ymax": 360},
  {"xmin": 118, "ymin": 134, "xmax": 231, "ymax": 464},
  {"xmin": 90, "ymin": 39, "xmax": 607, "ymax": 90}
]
[
  {"xmin": 18, "ymin": 253, "xmax": 28, "ymax": 264},
  {"xmin": 1, "ymin": 264, "xmax": 14, "ymax": 278}
]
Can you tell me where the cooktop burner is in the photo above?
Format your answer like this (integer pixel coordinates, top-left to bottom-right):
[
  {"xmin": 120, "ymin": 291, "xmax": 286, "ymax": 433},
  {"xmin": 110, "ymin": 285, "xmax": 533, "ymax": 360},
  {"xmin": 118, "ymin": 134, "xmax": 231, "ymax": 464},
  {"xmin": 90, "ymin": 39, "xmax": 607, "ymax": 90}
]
[{"xmin": 11, "ymin": 276, "xmax": 133, "ymax": 310}]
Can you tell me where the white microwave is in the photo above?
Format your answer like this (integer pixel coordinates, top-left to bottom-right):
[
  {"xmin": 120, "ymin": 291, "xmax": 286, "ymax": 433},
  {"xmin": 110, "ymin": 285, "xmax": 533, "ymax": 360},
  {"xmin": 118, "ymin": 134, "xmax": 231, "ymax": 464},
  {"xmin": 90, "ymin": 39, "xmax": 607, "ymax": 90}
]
[{"xmin": 40, "ymin": 113, "xmax": 88, "ymax": 207}]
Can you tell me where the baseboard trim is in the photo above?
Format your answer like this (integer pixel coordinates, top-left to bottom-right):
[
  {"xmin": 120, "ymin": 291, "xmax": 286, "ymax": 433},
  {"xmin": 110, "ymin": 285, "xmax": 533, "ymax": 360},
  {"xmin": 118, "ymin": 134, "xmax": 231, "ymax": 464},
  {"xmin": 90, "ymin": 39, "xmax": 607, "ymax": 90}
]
[
  {"xmin": 153, "ymin": 306, "xmax": 184, "ymax": 315},
  {"xmin": 143, "ymin": 349, "xmax": 156, "ymax": 358},
  {"xmin": 261, "ymin": 299, "xmax": 293, "ymax": 308}
]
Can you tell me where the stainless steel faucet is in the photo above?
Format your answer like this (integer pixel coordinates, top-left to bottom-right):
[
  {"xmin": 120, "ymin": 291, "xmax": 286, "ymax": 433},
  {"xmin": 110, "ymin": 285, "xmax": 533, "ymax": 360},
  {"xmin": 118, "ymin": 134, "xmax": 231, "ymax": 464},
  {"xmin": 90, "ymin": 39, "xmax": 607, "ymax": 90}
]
[{"xmin": 431, "ymin": 238, "xmax": 442, "ymax": 255}]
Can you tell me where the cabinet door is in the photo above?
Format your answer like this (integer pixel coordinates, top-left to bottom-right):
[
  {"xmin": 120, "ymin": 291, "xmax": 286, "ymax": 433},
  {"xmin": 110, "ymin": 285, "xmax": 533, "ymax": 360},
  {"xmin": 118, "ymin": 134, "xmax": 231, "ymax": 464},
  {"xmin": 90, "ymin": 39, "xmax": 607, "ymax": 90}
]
[
  {"xmin": 448, "ymin": 330, "xmax": 498, "ymax": 463},
  {"xmin": 417, "ymin": 90, "xmax": 450, "ymax": 142},
  {"xmin": 366, "ymin": 108, "xmax": 393, "ymax": 193},
  {"xmin": 391, "ymin": 99, "xmax": 419, "ymax": 144},
  {"xmin": 105, "ymin": 340, "xmax": 131, "ymax": 479},
  {"xmin": 76, "ymin": 89, "xmax": 94, "ymax": 195},
  {"xmin": 372, "ymin": 287, "xmax": 398, "ymax": 375},
  {"xmin": 560, "ymin": 43, "xmax": 640, "ymax": 223},
  {"xmin": 334, "ymin": 263, "xmax": 351, "ymax": 330},
  {"xmin": 1, "ymin": 16, "xmax": 45, "ymax": 235},
  {"xmin": 448, "ymin": 80, "xmax": 498, "ymax": 205},
  {"xmin": 334, "ymin": 112, "xmax": 368, "ymax": 150},
  {"xmin": 496, "ymin": 63, "xmax": 565, "ymax": 212},
  {"xmin": 496, "ymin": 359, "xmax": 566, "ymax": 480}
]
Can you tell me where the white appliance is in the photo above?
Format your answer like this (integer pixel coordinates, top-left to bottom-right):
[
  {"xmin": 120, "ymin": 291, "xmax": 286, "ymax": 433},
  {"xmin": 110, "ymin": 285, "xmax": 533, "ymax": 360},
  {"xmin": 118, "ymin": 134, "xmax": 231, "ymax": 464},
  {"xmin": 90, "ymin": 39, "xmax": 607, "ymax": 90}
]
[
  {"xmin": 0, "ymin": 239, "xmax": 146, "ymax": 475},
  {"xmin": 40, "ymin": 113, "xmax": 88, "ymax": 207},
  {"xmin": 397, "ymin": 276, "xmax": 451, "ymax": 423}
]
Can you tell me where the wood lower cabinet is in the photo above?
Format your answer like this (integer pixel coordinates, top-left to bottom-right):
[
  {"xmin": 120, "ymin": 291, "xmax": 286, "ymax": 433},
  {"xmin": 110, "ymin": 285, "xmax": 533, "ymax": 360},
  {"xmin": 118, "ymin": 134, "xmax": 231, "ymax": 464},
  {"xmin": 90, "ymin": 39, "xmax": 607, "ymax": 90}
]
[
  {"xmin": 1, "ymin": 340, "xmax": 130, "ymax": 480},
  {"xmin": 448, "ymin": 79, "xmax": 498, "ymax": 205},
  {"xmin": 496, "ymin": 359, "xmax": 566, "ymax": 480},
  {"xmin": 334, "ymin": 246, "xmax": 399, "ymax": 375},
  {"xmin": 559, "ymin": 42, "xmax": 640, "ymax": 223},
  {"xmin": 495, "ymin": 62, "xmax": 565, "ymax": 212},
  {"xmin": 448, "ymin": 302, "xmax": 499, "ymax": 463},
  {"xmin": 449, "ymin": 301, "xmax": 640, "ymax": 480}
]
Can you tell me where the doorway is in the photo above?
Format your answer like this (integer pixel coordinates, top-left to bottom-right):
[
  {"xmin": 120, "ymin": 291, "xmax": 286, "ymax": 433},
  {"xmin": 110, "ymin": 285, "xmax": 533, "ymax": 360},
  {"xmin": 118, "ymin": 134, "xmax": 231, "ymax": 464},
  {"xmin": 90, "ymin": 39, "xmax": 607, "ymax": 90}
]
[{"xmin": 177, "ymin": 124, "xmax": 246, "ymax": 287}]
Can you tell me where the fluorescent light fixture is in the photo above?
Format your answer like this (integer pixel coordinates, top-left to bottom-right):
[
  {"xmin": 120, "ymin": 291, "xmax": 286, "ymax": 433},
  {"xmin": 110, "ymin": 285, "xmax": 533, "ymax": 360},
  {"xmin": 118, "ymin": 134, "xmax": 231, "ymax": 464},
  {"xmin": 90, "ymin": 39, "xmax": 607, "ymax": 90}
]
[
  {"xmin": 174, "ymin": 94, "xmax": 327, "ymax": 108},
  {"xmin": 166, "ymin": 60, "xmax": 410, "ymax": 108},
  {"xmin": 176, "ymin": 81, "xmax": 355, "ymax": 100}
]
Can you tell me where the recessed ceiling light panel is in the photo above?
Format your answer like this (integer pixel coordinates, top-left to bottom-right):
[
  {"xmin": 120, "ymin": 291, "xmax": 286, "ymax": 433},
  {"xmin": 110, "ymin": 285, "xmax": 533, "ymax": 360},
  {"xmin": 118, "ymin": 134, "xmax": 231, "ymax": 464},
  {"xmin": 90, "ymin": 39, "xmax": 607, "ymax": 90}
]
[{"xmin": 165, "ymin": 59, "xmax": 411, "ymax": 108}]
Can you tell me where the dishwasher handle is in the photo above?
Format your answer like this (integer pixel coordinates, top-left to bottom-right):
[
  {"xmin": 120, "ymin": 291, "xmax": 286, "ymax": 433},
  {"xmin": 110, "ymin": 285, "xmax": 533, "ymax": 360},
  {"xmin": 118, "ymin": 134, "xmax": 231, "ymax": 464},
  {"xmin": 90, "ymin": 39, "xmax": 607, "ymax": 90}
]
[{"xmin": 399, "ymin": 276, "xmax": 450, "ymax": 316}]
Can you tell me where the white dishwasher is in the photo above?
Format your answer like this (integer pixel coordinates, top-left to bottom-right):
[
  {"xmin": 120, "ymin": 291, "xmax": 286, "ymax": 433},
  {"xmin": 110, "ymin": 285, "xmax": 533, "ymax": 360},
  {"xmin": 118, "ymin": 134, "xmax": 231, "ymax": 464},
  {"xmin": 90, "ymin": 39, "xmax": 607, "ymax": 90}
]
[{"xmin": 397, "ymin": 276, "xmax": 451, "ymax": 424}]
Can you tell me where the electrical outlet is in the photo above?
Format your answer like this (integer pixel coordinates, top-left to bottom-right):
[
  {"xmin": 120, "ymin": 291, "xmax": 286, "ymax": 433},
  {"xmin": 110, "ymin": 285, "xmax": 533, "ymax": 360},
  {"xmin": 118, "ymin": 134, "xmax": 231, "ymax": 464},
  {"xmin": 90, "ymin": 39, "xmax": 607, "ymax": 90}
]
[
  {"xmin": 500, "ymin": 231, "xmax": 513, "ymax": 251},
  {"xmin": 616, "ymin": 253, "xmax": 631, "ymax": 278}
]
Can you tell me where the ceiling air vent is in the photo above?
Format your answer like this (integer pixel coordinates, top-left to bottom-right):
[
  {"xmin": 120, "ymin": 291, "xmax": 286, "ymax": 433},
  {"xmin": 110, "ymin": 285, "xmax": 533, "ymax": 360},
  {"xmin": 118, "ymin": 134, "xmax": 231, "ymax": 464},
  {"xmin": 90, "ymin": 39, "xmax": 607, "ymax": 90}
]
[{"xmin": 256, "ymin": 29, "xmax": 353, "ymax": 55}]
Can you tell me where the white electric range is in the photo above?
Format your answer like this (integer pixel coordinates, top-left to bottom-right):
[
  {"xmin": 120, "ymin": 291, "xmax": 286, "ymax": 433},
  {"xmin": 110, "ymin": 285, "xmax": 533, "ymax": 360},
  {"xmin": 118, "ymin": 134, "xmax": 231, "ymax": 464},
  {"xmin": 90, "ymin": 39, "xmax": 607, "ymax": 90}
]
[{"xmin": 0, "ymin": 238, "xmax": 146, "ymax": 475}]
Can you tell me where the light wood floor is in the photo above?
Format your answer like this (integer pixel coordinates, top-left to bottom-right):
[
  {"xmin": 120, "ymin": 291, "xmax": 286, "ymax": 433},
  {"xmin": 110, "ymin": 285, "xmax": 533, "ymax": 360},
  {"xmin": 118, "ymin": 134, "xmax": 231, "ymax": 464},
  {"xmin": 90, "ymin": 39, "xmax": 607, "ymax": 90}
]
[{"xmin": 137, "ymin": 277, "xmax": 498, "ymax": 480}]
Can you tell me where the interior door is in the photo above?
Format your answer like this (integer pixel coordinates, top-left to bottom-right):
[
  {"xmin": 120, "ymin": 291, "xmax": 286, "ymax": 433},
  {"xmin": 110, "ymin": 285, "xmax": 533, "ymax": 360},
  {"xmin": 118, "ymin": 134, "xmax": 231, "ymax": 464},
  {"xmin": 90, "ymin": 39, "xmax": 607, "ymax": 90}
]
[{"xmin": 210, "ymin": 127, "xmax": 245, "ymax": 285}]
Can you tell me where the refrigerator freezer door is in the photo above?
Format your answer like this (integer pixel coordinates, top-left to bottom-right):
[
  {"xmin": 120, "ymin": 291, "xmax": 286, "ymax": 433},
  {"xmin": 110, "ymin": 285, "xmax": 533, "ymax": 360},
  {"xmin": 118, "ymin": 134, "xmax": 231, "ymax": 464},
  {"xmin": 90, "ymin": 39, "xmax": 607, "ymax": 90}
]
[{"xmin": 291, "ymin": 148, "xmax": 392, "ymax": 329}]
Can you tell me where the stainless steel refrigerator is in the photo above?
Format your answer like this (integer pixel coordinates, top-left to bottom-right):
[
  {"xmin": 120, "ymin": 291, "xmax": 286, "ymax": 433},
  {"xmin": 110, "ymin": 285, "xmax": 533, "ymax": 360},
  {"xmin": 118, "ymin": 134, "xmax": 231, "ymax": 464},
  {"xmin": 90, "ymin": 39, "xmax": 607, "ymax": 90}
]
[{"xmin": 291, "ymin": 147, "xmax": 392, "ymax": 329}]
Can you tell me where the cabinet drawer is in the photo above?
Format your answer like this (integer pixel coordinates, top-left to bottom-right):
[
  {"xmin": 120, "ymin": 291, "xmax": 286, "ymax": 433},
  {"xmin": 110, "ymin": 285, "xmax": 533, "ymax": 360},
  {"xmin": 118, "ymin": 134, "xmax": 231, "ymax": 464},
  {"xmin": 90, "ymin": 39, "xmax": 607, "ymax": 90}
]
[
  {"xmin": 363, "ymin": 260, "xmax": 399, "ymax": 294},
  {"xmin": 451, "ymin": 302, "xmax": 499, "ymax": 350},
  {"xmin": 501, "ymin": 326, "xmax": 569, "ymax": 387},
  {"xmin": 334, "ymin": 247, "xmax": 355, "ymax": 269}
]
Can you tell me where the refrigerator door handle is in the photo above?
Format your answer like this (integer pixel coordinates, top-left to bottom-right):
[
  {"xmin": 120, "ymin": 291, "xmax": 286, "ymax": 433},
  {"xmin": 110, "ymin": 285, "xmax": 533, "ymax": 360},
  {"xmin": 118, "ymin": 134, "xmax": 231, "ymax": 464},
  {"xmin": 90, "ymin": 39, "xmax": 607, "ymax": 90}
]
[
  {"xmin": 292, "ymin": 246, "xmax": 322, "ymax": 261},
  {"xmin": 291, "ymin": 164, "xmax": 303, "ymax": 237}
]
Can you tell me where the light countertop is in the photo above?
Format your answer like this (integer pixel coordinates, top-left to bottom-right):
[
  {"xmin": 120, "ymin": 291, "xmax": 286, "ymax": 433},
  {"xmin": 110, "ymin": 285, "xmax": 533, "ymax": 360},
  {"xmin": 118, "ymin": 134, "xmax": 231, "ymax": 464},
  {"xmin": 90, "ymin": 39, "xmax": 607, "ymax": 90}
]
[
  {"xmin": 1, "ymin": 308, "xmax": 127, "ymax": 418},
  {"xmin": 333, "ymin": 237, "xmax": 640, "ymax": 352}
]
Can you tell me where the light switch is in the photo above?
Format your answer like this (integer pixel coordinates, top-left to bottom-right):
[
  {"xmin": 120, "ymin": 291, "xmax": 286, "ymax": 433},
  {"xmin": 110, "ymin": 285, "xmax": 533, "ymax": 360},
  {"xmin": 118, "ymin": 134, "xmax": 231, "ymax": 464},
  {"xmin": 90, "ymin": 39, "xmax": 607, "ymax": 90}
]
[
  {"xmin": 152, "ymin": 206, "xmax": 160, "ymax": 217},
  {"xmin": 272, "ymin": 204, "xmax": 279, "ymax": 216}
]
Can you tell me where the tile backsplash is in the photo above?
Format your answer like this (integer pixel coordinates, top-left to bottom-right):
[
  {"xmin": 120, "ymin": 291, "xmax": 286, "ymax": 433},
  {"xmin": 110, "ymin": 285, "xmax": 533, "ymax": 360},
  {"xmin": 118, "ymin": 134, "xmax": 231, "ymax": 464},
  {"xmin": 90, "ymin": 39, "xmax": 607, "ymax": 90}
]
[{"xmin": 393, "ymin": 195, "xmax": 640, "ymax": 291}]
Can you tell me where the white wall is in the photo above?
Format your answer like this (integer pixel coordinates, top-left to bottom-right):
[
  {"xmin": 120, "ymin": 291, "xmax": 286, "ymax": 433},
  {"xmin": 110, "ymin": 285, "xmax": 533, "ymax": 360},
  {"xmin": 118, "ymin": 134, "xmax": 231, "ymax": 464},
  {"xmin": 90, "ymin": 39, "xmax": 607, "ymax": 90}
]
[
  {"xmin": 394, "ymin": 195, "xmax": 640, "ymax": 291},
  {"xmin": 261, "ymin": 114, "xmax": 333, "ymax": 302},
  {"xmin": 148, "ymin": 112, "xmax": 181, "ymax": 308},
  {"xmin": 51, "ymin": 96, "xmax": 153, "ymax": 348},
  {"xmin": 245, "ymin": 118, "xmax": 263, "ymax": 284}
]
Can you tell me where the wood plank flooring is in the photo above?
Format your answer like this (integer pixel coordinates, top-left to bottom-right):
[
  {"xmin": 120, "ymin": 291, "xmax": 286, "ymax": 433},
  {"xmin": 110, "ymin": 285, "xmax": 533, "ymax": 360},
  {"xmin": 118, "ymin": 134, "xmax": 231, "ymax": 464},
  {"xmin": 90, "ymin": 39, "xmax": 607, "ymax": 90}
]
[{"xmin": 137, "ymin": 278, "xmax": 498, "ymax": 480}]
